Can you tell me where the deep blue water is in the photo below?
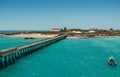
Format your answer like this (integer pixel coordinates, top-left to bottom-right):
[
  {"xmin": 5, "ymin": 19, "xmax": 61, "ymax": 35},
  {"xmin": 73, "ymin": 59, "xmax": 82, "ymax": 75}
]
[{"xmin": 0, "ymin": 37, "xmax": 120, "ymax": 77}]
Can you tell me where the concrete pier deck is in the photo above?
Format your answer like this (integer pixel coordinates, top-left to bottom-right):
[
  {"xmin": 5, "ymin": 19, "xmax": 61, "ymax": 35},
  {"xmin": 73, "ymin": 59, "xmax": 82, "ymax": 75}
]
[{"xmin": 0, "ymin": 34, "xmax": 67, "ymax": 69}]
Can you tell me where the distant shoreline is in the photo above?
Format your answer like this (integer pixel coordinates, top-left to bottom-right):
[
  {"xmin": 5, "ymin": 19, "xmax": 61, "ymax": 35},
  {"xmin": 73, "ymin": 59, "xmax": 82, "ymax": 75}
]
[
  {"xmin": 67, "ymin": 36, "xmax": 120, "ymax": 38},
  {"xmin": 1, "ymin": 29, "xmax": 120, "ymax": 38},
  {"xmin": 1, "ymin": 33, "xmax": 120, "ymax": 38}
]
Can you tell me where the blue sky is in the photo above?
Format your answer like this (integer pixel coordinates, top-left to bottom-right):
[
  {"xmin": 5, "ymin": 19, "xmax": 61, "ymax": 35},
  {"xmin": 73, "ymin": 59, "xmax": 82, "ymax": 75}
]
[{"xmin": 0, "ymin": 0, "xmax": 120, "ymax": 30}]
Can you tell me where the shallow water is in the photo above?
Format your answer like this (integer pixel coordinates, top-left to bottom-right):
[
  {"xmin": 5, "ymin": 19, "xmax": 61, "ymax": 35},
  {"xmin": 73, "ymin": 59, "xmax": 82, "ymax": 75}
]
[
  {"xmin": 0, "ymin": 36, "xmax": 44, "ymax": 50},
  {"xmin": 0, "ymin": 37, "xmax": 120, "ymax": 77}
]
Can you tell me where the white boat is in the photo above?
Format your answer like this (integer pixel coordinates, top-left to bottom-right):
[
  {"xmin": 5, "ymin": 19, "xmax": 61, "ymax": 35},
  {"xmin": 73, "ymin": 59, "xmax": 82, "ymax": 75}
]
[{"xmin": 108, "ymin": 55, "xmax": 117, "ymax": 66}]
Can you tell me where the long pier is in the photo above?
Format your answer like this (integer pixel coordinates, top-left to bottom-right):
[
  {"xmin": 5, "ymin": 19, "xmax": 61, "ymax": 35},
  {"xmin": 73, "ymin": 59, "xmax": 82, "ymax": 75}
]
[{"xmin": 0, "ymin": 34, "xmax": 67, "ymax": 69}]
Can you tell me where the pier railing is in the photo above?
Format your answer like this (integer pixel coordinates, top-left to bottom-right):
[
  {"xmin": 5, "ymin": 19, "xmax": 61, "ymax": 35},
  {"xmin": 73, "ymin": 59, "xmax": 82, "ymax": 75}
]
[{"xmin": 0, "ymin": 33, "xmax": 67, "ymax": 69}]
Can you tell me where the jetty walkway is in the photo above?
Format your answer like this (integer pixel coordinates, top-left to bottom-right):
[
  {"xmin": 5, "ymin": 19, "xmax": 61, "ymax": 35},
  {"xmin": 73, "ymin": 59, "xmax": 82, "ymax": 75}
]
[{"xmin": 0, "ymin": 34, "xmax": 67, "ymax": 69}]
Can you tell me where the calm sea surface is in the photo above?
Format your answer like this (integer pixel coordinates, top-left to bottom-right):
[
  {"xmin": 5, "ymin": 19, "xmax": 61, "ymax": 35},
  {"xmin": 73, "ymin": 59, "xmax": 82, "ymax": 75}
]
[
  {"xmin": 0, "ymin": 37, "xmax": 120, "ymax": 77},
  {"xmin": 0, "ymin": 36, "xmax": 44, "ymax": 50}
]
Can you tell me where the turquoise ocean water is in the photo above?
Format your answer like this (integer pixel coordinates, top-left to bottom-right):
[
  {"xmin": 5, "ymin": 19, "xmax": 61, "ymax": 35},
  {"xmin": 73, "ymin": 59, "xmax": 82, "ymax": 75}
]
[
  {"xmin": 0, "ymin": 36, "xmax": 44, "ymax": 50},
  {"xmin": 0, "ymin": 37, "xmax": 120, "ymax": 77}
]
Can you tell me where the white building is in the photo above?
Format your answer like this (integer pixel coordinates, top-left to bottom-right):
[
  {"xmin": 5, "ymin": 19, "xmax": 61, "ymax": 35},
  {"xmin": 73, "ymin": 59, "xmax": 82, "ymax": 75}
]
[
  {"xmin": 88, "ymin": 30, "xmax": 96, "ymax": 33},
  {"xmin": 71, "ymin": 31, "xmax": 82, "ymax": 33}
]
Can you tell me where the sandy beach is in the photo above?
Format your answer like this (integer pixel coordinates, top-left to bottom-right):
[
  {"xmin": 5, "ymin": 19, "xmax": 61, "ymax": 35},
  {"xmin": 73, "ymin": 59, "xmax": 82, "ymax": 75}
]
[
  {"xmin": 0, "ymin": 34, "xmax": 5, "ymax": 36},
  {"xmin": 2, "ymin": 33, "xmax": 58, "ymax": 38}
]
